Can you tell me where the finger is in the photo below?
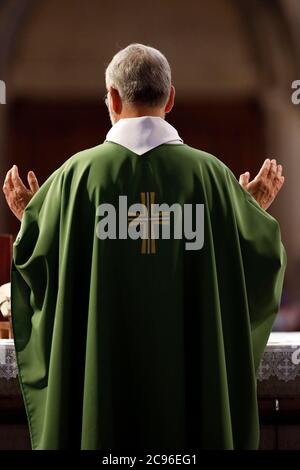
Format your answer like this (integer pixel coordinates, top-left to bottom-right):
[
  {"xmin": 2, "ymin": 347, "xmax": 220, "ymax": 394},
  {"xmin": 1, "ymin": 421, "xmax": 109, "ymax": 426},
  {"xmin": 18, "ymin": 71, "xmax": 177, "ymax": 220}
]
[
  {"xmin": 27, "ymin": 171, "xmax": 39, "ymax": 193},
  {"xmin": 268, "ymin": 159, "xmax": 277, "ymax": 179},
  {"xmin": 3, "ymin": 169, "xmax": 14, "ymax": 191},
  {"xmin": 278, "ymin": 175, "xmax": 285, "ymax": 188},
  {"xmin": 239, "ymin": 172, "xmax": 250, "ymax": 187},
  {"xmin": 11, "ymin": 165, "xmax": 27, "ymax": 191},
  {"xmin": 276, "ymin": 164, "xmax": 283, "ymax": 178},
  {"xmin": 255, "ymin": 159, "xmax": 271, "ymax": 179},
  {"xmin": 274, "ymin": 175, "xmax": 285, "ymax": 193}
]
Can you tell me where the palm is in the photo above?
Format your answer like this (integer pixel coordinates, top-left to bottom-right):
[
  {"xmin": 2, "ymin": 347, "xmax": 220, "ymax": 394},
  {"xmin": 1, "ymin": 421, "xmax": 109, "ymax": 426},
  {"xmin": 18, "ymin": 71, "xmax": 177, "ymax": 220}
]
[
  {"xmin": 2, "ymin": 165, "xmax": 40, "ymax": 221},
  {"xmin": 239, "ymin": 158, "xmax": 285, "ymax": 210}
]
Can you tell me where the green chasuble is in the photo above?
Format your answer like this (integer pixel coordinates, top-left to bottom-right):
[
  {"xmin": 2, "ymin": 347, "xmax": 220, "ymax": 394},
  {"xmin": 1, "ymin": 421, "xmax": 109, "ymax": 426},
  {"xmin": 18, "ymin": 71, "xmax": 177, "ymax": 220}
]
[{"xmin": 11, "ymin": 142, "xmax": 286, "ymax": 450}]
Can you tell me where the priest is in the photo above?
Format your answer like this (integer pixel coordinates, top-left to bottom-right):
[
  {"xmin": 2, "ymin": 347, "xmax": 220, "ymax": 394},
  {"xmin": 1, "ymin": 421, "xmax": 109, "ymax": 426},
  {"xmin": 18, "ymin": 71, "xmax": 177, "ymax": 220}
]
[{"xmin": 3, "ymin": 43, "xmax": 286, "ymax": 450}]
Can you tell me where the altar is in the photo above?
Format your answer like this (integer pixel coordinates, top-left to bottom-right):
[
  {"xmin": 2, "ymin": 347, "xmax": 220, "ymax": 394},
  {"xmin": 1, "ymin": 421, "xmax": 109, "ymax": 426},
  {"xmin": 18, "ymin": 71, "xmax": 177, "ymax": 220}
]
[
  {"xmin": 257, "ymin": 332, "xmax": 300, "ymax": 450},
  {"xmin": 1, "ymin": 333, "xmax": 300, "ymax": 450}
]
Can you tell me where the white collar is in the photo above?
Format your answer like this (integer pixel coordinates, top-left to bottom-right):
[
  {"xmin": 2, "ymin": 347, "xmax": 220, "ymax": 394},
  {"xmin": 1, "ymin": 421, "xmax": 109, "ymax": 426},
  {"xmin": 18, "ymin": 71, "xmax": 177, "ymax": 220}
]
[{"xmin": 105, "ymin": 116, "xmax": 183, "ymax": 155}]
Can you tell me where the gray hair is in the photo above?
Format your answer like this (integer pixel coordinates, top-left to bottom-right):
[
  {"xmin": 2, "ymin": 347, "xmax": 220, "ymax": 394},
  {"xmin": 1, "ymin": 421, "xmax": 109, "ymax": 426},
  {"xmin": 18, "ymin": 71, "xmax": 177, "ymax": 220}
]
[{"xmin": 105, "ymin": 43, "xmax": 172, "ymax": 107}]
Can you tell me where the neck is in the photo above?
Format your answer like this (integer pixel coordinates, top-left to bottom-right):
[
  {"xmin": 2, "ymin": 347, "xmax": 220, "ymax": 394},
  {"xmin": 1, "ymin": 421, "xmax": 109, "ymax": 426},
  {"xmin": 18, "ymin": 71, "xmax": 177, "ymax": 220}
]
[{"xmin": 116, "ymin": 105, "xmax": 165, "ymax": 122}]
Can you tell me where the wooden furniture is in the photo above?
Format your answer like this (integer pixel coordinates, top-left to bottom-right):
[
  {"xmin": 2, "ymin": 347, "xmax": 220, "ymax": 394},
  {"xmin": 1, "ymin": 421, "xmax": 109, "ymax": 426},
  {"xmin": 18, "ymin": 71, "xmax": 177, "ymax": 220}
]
[
  {"xmin": 0, "ymin": 321, "xmax": 12, "ymax": 339},
  {"xmin": 0, "ymin": 235, "xmax": 13, "ymax": 340},
  {"xmin": 0, "ymin": 234, "xmax": 13, "ymax": 287}
]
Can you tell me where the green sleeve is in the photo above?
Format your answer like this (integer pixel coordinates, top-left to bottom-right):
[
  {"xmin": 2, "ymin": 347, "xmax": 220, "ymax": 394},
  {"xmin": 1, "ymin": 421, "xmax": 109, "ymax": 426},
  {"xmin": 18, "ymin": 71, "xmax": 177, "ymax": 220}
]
[
  {"xmin": 224, "ymin": 167, "xmax": 286, "ymax": 371},
  {"xmin": 12, "ymin": 167, "xmax": 64, "ymax": 352}
]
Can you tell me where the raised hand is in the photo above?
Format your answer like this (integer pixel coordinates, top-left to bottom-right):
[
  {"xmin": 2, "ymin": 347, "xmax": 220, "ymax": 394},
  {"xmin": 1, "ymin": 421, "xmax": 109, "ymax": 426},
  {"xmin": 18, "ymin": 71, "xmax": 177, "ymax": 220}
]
[
  {"xmin": 2, "ymin": 165, "xmax": 40, "ymax": 221},
  {"xmin": 239, "ymin": 159, "xmax": 285, "ymax": 210}
]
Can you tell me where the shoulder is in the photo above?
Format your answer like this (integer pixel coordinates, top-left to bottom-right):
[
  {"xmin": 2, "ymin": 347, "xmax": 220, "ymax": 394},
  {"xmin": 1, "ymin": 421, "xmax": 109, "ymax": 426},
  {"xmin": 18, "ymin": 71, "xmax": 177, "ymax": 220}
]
[
  {"xmin": 48, "ymin": 142, "xmax": 120, "ymax": 187},
  {"xmin": 64, "ymin": 142, "xmax": 115, "ymax": 171},
  {"xmin": 180, "ymin": 144, "xmax": 227, "ymax": 170},
  {"xmin": 178, "ymin": 144, "xmax": 232, "ymax": 181}
]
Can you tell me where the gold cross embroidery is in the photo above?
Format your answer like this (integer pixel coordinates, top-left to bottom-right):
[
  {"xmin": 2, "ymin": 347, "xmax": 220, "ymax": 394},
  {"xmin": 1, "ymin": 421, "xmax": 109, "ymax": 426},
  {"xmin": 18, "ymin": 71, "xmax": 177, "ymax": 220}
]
[{"xmin": 128, "ymin": 192, "xmax": 170, "ymax": 254}]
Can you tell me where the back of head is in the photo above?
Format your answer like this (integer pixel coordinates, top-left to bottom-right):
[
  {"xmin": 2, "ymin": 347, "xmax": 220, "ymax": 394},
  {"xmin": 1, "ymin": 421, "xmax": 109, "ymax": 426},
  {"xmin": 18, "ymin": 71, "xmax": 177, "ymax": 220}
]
[{"xmin": 105, "ymin": 43, "xmax": 172, "ymax": 107}]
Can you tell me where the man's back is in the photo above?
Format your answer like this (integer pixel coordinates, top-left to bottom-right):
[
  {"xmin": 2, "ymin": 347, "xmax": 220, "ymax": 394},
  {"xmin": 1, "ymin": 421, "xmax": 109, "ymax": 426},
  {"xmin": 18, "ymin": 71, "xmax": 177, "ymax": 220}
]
[{"xmin": 11, "ymin": 141, "xmax": 286, "ymax": 449}]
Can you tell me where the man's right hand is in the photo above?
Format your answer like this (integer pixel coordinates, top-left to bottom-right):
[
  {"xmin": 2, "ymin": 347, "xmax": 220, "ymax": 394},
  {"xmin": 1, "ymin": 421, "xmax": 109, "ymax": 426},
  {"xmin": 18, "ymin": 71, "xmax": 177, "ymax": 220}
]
[
  {"xmin": 2, "ymin": 165, "xmax": 40, "ymax": 221},
  {"xmin": 239, "ymin": 159, "xmax": 285, "ymax": 210}
]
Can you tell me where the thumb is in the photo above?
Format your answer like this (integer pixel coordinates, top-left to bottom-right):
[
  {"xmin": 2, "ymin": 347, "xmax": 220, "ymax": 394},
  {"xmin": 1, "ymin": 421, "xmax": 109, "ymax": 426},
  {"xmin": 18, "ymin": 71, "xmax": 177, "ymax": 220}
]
[
  {"xmin": 239, "ymin": 171, "xmax": 250, "ymax": 188},
  {"xmin": 27, "ymin": 171, "xmax": 40, "ymax": 193}
]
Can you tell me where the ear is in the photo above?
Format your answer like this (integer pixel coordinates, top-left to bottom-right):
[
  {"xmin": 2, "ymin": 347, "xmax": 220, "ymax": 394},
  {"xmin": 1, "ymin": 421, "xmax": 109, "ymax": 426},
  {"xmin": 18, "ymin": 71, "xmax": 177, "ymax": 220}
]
[
  {"xmin": 165, "ymin": 85, "xmax": 175, "ymax": 114},
  {"xmin": 109, "ymin": 87, "xmax": 122, "ymax": 114}
]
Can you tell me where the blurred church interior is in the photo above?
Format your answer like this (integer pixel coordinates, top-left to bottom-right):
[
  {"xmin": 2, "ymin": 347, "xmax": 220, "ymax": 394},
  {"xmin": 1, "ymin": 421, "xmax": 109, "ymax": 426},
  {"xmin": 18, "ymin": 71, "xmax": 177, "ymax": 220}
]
[{"xmin": 1, "ymin": 0, "xmax": 300, "ymax": 450}]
